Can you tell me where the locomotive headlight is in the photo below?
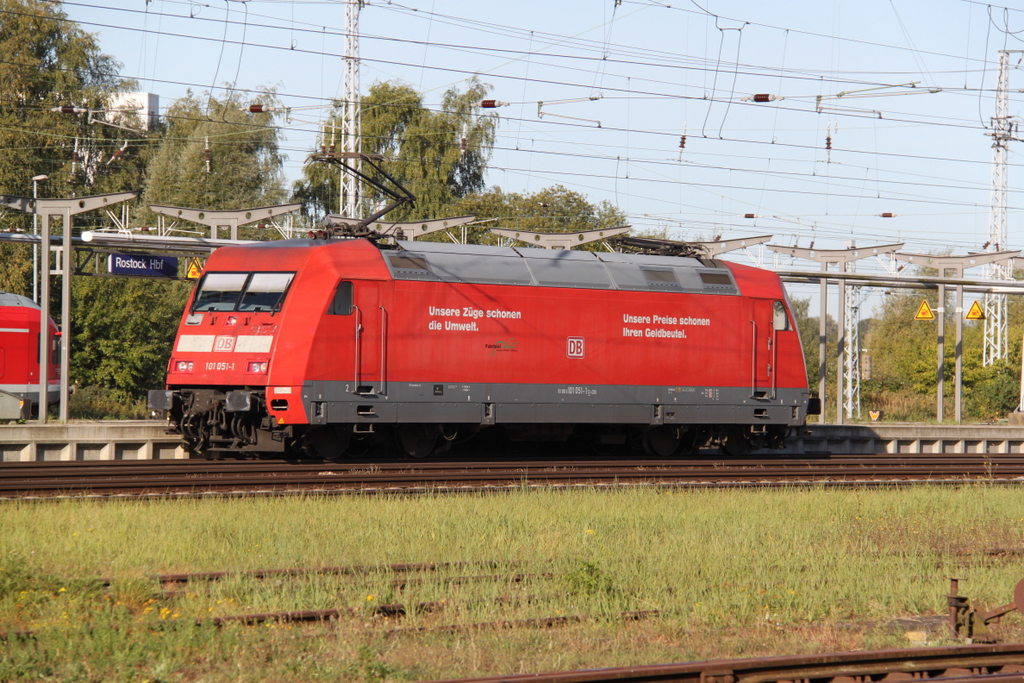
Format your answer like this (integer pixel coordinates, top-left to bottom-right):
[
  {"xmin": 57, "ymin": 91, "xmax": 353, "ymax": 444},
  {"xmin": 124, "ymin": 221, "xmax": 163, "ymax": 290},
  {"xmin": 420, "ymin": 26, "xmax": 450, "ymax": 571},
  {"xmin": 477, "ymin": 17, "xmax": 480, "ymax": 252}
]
[
  {"xmin": 173, "ymin": 360, "xmax": 194, "ymax": 373},
  {"xmin": 226, "ymin": 316, "xmax": 238, "ymax": 326},
  {"xmin": 246, "ymin": 361, "xmax": 268, "ymax": 374}
]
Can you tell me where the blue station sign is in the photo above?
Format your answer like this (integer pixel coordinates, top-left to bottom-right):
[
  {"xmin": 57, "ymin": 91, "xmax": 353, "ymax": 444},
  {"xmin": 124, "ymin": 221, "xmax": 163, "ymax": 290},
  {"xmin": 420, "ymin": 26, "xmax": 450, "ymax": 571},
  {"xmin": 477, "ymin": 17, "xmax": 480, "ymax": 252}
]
[{"xmin": 107, "ymin": 253, "xmax": 178, "ymax": 278}]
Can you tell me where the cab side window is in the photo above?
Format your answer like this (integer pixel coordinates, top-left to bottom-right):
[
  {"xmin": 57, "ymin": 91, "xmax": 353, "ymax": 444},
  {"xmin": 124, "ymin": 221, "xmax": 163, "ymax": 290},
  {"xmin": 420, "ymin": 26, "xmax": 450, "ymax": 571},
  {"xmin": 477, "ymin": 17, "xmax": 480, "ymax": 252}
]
[
  {"xmin": 330, "ymin": 281, "xmax": 353, "ymax": 315},
  {"xmin": 772, "ymin": 301, "xmax": 791, "ymax": 331}
]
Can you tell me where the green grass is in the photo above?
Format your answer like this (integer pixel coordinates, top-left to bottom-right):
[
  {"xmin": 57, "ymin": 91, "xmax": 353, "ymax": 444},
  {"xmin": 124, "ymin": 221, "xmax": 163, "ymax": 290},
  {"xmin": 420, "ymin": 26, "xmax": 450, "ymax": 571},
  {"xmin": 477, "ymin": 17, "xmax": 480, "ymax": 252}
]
[{"xmin": 2, "ymin": 485, "xmax": 1024, "ymax": 682}]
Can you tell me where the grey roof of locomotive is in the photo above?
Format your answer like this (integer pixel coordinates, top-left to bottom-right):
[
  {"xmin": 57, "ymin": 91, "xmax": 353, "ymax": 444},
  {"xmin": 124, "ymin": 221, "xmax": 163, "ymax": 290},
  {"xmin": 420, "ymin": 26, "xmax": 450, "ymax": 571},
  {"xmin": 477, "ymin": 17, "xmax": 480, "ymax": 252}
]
[
  {"xmin": 388, "ymin": 240, "xmax": 740, "ymax": 295},
  {"xmin": 0, "ymin": 292, "xmax": 40, "ymax": 309}
]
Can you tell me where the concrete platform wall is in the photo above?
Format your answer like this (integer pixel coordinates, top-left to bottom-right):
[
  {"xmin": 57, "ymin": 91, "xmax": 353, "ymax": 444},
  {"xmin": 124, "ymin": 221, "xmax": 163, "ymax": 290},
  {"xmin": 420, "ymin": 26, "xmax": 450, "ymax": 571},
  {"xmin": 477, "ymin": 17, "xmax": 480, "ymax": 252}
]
[
  {"xmin": 1, "ymin": 421, "xmax": 1022, "ymax": 461},
  {"xmin": 0, "ymin": 421, "xmax": 186, "ymax": 462},
  {"xmin": 781, "ymin": 424, "xmax": 1024, "ymax": 455}
]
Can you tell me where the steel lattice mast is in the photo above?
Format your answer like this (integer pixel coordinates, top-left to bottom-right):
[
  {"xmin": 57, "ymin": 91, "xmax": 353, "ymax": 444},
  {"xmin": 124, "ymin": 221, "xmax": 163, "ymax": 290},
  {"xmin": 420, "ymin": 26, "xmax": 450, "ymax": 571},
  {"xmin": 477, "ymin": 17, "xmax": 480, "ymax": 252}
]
[
  {"xmin": 984, "ymin": 50, "xmax": 1021, "ymax": 365},
  {"xmin": 843, "ymin": 286, "xmax": 863, "ymax": 420},
  {"xmin": 340, "ymin": 0, "xmax": 363, "ymax": 218}
]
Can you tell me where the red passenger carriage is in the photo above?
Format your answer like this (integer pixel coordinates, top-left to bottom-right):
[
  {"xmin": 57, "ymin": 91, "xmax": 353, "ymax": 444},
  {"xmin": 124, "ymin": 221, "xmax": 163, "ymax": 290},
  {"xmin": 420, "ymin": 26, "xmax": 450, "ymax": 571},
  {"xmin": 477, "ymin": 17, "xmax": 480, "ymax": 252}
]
[{"xmin": 0, "ymin": 292, "xmax": 60, "ymax": 418}]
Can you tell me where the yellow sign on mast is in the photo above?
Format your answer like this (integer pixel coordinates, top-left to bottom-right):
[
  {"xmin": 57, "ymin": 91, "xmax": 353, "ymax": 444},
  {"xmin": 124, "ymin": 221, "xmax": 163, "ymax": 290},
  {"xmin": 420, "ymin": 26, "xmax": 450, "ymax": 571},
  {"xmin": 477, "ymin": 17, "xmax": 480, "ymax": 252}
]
[{"xmin": 914, "ymin": 299, "xmax": 935, "ymax": 321}]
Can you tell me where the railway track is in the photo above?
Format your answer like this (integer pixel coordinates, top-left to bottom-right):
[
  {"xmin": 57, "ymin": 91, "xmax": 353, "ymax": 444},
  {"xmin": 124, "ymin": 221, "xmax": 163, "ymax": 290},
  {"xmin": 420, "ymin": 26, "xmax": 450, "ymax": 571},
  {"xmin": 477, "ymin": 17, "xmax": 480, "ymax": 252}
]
[
  {"xmin": 1, "ymin": 452, "xmax": 1023, "ymax": 498},
  {"xmin": 429, "ymin": 644, "xmax": 1024, "ymax": 683}
]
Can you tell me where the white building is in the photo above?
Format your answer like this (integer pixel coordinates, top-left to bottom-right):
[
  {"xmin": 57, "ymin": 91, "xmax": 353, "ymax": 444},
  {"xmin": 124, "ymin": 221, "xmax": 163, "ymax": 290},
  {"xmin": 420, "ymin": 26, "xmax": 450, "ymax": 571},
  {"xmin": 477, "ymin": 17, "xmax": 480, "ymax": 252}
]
[{"xmin": 106, "ymin": 92, "xmax": 159, "ymax": 130}]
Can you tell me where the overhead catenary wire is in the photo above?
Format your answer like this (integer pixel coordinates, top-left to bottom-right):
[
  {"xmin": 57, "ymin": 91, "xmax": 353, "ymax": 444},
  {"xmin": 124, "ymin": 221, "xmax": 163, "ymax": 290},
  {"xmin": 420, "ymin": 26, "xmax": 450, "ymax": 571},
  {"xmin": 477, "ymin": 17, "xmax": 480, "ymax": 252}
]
[{"xmin": 3, "ymin": 0, "xmax": 1018, "ymax": 255}]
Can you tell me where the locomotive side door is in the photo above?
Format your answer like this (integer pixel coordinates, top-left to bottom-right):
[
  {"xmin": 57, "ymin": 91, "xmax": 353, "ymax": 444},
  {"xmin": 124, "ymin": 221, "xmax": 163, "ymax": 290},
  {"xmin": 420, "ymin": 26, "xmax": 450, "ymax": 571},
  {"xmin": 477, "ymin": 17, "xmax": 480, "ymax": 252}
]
[
  {"xmin": 329, "ymin": 280, "xmax": 384, "ymax": 395},
  {"xmin": 750, "ymin": 300, "xmax": 774, "ymax": 396},
  {"xmin": 352, "ymin": 282, "xmax": 382, "ymax": 394}
]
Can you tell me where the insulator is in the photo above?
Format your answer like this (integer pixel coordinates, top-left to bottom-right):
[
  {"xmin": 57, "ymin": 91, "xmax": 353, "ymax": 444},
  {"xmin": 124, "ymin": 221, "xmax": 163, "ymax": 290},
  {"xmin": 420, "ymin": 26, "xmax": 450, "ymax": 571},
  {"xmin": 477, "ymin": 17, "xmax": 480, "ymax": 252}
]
[
  {"xmin": 479, "ymin": 100, "xmax": 508, "ymax": 108},
  {"xmin": 880, "ymin": 212, "xmax": 895, "ymax": 218},
  {"xmin": 460, "ymin": 137, "xmax": 468, "ymax": 152},
  {"xmin": 679, "ymin": 135, "xmax": 686, "ymax": 149},
  {"xmin": 247, "ymin": 104, "xmax": 270, "ymax": 113},
  {"xmin": 825, "ymin": 135, "xmax": 832, "ymax": 151},
  {"xmin": 753, "ymin": 94, "xmax": 771, "ymax": 102},
  {"xmin": 744, "ymin": 213, "xmax": 757, "ymax": 219}
]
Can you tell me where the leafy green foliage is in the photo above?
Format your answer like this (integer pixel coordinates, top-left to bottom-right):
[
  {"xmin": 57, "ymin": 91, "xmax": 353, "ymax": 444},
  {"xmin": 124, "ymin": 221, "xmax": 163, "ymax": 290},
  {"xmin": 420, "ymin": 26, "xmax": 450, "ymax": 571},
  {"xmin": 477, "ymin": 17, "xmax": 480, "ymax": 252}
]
[
  {"xmin": 0, "ymin": 0, "xmax": 139, "ymax": 204},
  {"xmin": 862, "ymin": 285, "xmax": 1024, "ymax": 421},
  {"xmin": 454, "ymin": 184, "xmax": 626, "ymax": 237},
  {"xmin": 141, "ymin": 90, "xmax": 286, "ymax": 220},
  {"xmin": 0, "ymin": 0, "xmax": 151, "ymax": 297},
  {"xmin": 0, "ymin": 244, "xmax": 33, "ymax": 297},
  {"xmin": 293, "ymin": 78, "xmax": 497, "ymax": 222},
  {"xmin": 69, "ymin": 277, "xmax": 192, "ymax": 400}
]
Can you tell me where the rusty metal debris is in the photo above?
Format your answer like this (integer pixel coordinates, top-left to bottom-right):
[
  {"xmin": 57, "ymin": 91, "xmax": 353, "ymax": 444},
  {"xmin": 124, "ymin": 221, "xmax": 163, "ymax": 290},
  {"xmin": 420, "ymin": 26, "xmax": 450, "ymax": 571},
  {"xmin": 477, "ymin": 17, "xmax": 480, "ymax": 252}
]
[
  {"xmin": 208, "ymin": 605, "xmax": 660, "ymax": 632},
  {"xmin": 948, "ymin": 577, "xmax": 1024, "ymax": 643},
  {"xmin": 154, "ymin": 560, "xmax": 493, "ymax": 585}
]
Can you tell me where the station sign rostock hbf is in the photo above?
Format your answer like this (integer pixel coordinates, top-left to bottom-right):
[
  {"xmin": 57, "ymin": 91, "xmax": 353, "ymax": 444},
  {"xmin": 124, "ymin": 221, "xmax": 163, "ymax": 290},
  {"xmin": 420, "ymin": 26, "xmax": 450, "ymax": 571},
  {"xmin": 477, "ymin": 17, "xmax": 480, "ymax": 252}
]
[{"xmin": 107, "ymin": 253, "xmax": 178, "ymax": 278}]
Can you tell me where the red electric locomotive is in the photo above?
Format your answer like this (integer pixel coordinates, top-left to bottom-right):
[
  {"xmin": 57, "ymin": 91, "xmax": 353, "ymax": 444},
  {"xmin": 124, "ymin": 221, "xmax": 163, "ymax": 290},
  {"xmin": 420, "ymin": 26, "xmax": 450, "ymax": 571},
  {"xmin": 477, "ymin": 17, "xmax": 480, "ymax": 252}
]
[
  {"xmin": 0, "ymin": 291, "xmax": 61, "ymax": 418},
  {"xmin": 150, "ymin": 232, "xmax": 817, "ymax": 459}
]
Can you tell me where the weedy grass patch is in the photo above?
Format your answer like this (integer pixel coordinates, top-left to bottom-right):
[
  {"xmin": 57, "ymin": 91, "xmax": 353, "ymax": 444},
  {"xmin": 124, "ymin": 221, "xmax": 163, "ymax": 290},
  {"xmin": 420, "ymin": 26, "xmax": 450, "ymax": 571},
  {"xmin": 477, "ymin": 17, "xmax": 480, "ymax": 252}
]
[{"xmin": 2, "ymin": 485, "xmax": 1024, "ymax": 682}]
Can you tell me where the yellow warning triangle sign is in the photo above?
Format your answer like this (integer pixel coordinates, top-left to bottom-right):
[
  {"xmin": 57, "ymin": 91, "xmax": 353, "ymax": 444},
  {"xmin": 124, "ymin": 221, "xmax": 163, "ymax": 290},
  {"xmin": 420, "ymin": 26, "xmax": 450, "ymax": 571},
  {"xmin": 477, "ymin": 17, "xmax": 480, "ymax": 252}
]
[
  {"xmin": 966, "ymin": 300, "xmax": 986, "ymax": 320},
  {"xmin": 914, "ymin": 299, "xmax": 935, "ymax": 321},
  {"xmin": 185, "ymin": 257, "xmax": 203, "ymax": 280}
]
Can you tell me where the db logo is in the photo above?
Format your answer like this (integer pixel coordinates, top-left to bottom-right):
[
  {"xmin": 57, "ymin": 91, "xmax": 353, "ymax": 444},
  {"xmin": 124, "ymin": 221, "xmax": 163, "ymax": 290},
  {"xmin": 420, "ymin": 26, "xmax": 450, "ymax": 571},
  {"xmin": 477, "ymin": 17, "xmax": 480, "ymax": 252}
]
[
  {"xmin": 566, "ymin": 337, "xmax": 585, "ymax": 359},
  {"xmin": 214, "ymin": 335, "xmax": 236, "ymax": 352}
]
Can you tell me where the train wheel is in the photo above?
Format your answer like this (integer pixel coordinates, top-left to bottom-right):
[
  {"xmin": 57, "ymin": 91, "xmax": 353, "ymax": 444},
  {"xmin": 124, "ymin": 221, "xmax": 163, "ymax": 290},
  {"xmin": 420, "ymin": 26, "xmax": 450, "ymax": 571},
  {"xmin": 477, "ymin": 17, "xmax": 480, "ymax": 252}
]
[
  {"xmin": 677, "ymin": 427, "xmax": 699, "ymax": 455},
  {"xmin": 396, "ymin": 424, "xmax": 440, "ymax": 459},
  {"xmin": 721, "ymin": 430, "xmax": 752, "ymax": 457},
  {"xmin": 643, "ymin": 425, "xmax": 681, "ymax": 457},
  {"xmin": 307, "ymin": 425, "xmax": 351, "ymax": 462}
]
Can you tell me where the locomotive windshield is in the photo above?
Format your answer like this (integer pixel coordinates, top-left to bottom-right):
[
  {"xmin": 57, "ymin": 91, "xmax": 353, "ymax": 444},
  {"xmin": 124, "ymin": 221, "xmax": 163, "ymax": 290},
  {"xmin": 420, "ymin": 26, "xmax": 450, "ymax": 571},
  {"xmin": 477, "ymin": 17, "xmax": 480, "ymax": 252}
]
[{"xmin": 192, "ymin": 272, "xmax": 296, "ymax": 312}]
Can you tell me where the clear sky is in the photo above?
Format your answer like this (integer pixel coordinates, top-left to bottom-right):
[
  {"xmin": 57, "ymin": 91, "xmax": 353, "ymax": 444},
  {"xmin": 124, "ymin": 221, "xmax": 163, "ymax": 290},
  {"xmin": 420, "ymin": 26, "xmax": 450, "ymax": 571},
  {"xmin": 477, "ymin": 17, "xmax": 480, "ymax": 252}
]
[{"xmin": 59, "ymin": 0, "xmax": 1024, "ymax": 269}]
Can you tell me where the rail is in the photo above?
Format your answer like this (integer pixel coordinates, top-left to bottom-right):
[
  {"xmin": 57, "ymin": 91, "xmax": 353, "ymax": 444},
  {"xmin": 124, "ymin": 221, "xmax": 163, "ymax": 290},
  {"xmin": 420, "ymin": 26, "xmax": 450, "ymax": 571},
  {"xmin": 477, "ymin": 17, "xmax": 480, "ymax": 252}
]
[
  {"xmin": 427, "ymin": 644, "xmax": 1024, "ymax": 683},
  {"xmin": 5, "ymin": 454, "xmax": 1024, "ymax": 498}
]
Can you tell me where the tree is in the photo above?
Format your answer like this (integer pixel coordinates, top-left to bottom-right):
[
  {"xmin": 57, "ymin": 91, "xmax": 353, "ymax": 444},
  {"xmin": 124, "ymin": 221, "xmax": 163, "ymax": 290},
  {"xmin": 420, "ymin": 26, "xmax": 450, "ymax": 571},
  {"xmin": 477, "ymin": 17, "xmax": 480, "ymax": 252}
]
[
  {"xmin": 292, "ymin": 78, "xmax": 497, "ymax": 222},
  {"xmin": 0, "ymin": 0, "xmax": 148, "ymax": 296},
  {"xmin": 141, "ymin": 90, "xmax": 286, "ymax": 226},
  {"xmin": 860, "ymin": 284, "xmax": 1024, "ymax": 422},
  {"xmin": 446, "ymin": 185, "xmax": 627, "ymax": 245},
  {"xmin": 69, "ymin": 277, "xmax": 191, "ymax": 408}
]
